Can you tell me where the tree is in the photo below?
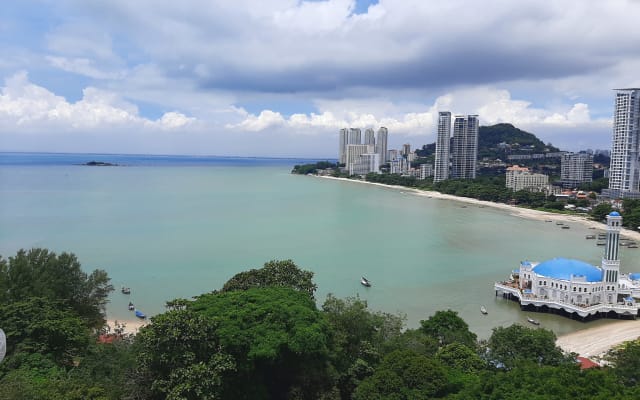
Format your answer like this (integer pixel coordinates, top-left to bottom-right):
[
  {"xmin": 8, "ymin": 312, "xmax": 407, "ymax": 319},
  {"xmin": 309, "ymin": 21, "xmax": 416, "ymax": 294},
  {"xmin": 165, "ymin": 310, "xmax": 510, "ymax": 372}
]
[
  {"xmin": 221, "ymin": 259, "xmax": 317, "ymax": 299},
  {"xmin": 134, "ymin": 309, "xmax": 235, "ymax": 400},
  {"xmin": 591, "ymin": 203, "xmax": 613, "ymax": 221},
  {"xmin": 436, "ymin": 342, "xmax": 484, "ymax": 373},
  {"xmin": 607, "ymin": 339, "xmax": 640, "ymax": 386},
  {"xmin": 420, "ymin": 310, "xmax": 477, "ymax": 349},
  {"xmin": 190, "ymin": 287, "xmax": 332, "ymax": 399},
  {"xmin": 486, "ymin": 324, "xmax": 567, "ymax": 369},
  {"xmin": 0, "ymin": 248, "xmax": 113, "ymax": 328}
]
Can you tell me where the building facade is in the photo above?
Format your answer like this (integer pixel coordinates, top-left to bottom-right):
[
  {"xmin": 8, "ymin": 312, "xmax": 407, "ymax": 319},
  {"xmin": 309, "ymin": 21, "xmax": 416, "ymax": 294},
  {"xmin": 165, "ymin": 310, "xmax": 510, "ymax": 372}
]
[
  {"xmin": 376, "ymin": 127, "xmax": 388, "ymax": 164},
  {"xmin": 364, "ymin": 128, "xmax": 376, "ymax": 145},
  {"xmin": 606, "ymin": 89, "xmax": 640, "ymax": 198},
  {"xmin": 505, "ymin": 165, "xmax": 549, "ymax": 192},
  {"xmin": 419, "ymin": 164, "xmax": 433, "ymax": 180},
  {"xmin": 495, "ymin": 212, "xmax": 640, "ymax": 319},
  {"xmin": 349, "ymin": 152, "xmax": 380, "ymax": 175},
  {"xmin": 451, "ymin": 115, "xmax": 479, "ymax": 179},
  {"xmin": 561, "ymin": 153, "xmax": 594, "ymax": 188},
  {"xmin": 434, "ymin": 111, "xmax": 451, "ymax": 182},
  {"xmin": 338, "ymin": 128, "xmax": 348, "ymax": 164}
]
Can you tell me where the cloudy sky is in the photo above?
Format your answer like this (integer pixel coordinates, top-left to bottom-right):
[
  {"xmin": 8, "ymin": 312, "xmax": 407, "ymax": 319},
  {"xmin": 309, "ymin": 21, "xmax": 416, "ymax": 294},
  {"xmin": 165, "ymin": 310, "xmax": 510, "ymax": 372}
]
[{"xmin": 1, "ymin": 0, "xmax": 639, "ymax": 157}]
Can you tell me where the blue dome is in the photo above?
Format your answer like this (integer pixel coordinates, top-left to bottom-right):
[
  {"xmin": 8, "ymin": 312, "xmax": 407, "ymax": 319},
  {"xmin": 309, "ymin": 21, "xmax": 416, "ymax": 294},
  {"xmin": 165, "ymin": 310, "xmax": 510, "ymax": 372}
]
[
  {"xmin": 533, "ymin": 258, "xmax": 602, "ymax": 282},
  {"xmin": 630, "ymin": 273, "xmax": 640, "ymax": 281},
  {"xmin": 610, "ymin": 211, "xmax": 621, "ymax": 216}
]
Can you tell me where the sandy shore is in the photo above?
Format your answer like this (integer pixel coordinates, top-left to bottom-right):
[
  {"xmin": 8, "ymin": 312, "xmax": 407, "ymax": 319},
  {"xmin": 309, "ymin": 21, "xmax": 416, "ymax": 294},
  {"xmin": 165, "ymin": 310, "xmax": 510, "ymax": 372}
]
[
  {"xmin": 316, "ymin": 175, "xmax": 640, "ymax": 242},
  {"xmin": 105, "ymin": 318, "xmax": 148, "ymax": 335},
  {"xmin": 556, "ymin": 320, "xmax": 640, "ymax": 358}
]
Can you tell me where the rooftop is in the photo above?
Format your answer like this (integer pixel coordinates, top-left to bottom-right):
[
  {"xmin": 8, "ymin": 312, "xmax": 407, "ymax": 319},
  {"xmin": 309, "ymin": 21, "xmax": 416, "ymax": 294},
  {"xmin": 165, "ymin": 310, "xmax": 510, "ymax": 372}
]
[{"xmin": 532, "ymin": 258, "xmax": 602, "ymax": 282}]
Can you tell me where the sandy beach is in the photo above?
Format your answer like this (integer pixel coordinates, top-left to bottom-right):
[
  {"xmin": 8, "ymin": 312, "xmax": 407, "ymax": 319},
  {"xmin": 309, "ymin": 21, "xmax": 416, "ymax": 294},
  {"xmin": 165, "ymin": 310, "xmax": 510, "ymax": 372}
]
[
  {"xmin": 105, "ymin": 318, "xmax": 148, "ymax": 335},
  {"xmin": 556, "ymin": 320, "xmax": 640, "ymax": 358}
]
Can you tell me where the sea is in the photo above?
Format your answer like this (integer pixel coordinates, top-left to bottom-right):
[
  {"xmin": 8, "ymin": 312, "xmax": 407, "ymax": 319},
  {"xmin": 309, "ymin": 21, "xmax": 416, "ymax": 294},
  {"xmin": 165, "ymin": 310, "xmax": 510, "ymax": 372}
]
[{"xmin": 1, "ymin": 152, "xmax": 637, "ymax": 338}]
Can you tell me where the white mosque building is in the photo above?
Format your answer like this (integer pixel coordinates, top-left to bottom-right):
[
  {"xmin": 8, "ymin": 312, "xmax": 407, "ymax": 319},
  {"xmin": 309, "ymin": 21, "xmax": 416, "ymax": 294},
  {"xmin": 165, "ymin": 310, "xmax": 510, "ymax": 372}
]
[{"xmin": 495, "ymin": 212, "xmax": 640, "ymax": 319}]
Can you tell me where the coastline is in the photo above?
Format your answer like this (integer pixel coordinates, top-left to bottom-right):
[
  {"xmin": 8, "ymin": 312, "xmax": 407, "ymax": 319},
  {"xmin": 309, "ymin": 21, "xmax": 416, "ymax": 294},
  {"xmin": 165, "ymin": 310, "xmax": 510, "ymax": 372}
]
[
  {"xmin": 105, "ymin": 318, "xmax": 148, "ymax": 335},
  {"xmin": 556, "ymin": 319, "xmax": 640, "ymax": 359},
  {"xmin": 315, "ymin": 175, "xmax": 640, "ymax": 242}
]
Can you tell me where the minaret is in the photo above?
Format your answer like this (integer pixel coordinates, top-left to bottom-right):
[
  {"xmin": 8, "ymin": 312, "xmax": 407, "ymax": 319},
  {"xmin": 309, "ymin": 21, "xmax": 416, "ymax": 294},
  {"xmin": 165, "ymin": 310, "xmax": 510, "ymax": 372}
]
[{"xmin": 602, "ymin": 211, "xmax": 622, "ymax": 303}]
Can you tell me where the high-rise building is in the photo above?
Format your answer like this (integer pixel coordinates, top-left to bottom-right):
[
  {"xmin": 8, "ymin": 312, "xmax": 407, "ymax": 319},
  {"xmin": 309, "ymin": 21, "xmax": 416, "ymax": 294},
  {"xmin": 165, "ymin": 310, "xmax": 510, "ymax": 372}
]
[
  {"xmin": 402, "ymin": 143, "xmax": 411, "ymax": 157},
  {"xmin": 419, "ymin": 164, "xmax": 433, "ymax": 180},
  {"xmin": 346, "ymin": 144, "xmax": 377, "ymax": 175},
  {"xmin": 348, "ymin": 128, "xmax": 362, "ymax": 146},
  {"xmin": 364, "ymin": 128, "xmax": 376, "ymax": 145},
  {"xmin": 338, "ymin": 128, "xmax": 348, "ymax": 164},
  {"xmin": 434, "ymin": 112, "xmax": 451, "ymax": 182},
  {"xmin": 376, "ymin": 127, "xmax": 388, "ymax": 164},
  {"xmin": 451, "ymin": 115, "xmax": 479, "ymax": 179},
  {"xmin": 561, "ymin": 153, "xmax": 594, "ymax": 188},
  {"xmin": 606, "ymin": 89, "xmax": 640, "ymax": 198},
  {"xmin": 350, "ymin": 153, "xmax": 380, "ymax": 175},
  {"xmin": 506, "ymin": 165, "xmax": 549, "ymax": 192}
]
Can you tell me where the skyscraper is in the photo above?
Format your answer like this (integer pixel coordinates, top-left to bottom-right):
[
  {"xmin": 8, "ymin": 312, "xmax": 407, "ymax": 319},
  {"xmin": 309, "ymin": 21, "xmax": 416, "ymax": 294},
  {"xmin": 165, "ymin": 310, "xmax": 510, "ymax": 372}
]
[
  {"xmin": 607, "ymin": 89, "xmax": 640, "ymax": 198},
  {"xmin": 561, "ymin": 153, "xmax": 593, "ymax": 188},
  {"xmin": 364, "ymin": 128, "xmax": 375, "ymax": 145},
  {"xmin": 434, "ymin": 112, "xmax": 451, "ymax": 182},
  {"xmin": 338, "ymin": 128, "xmax": 348, "ymax": 164},
  {"xmin": 348, "ymin": 128, "xmax": 361, "ymax": 145},
  {"xmin": 451, "ymin": 115, "xmax": 479, "ymax": 179},
  {"xmin": 376, "ymin": 127, "xmax": 388, "ymax": 164}
]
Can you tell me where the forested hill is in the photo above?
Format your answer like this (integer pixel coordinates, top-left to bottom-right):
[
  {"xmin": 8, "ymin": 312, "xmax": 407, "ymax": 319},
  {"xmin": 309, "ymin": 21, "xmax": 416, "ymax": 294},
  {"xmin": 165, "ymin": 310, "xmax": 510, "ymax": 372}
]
[{"xmin": 417, "ymin": 123, "xmax": 560, "ymax": 159}]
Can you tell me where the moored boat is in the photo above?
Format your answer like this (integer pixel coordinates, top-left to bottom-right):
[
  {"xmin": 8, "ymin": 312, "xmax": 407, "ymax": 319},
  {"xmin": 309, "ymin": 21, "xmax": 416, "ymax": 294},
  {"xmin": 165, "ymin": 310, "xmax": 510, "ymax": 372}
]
[
  {"xmin": 585, "ymin": 235, "xmax": 596, "ymax": 239},
  {"xmin": 121, "ymin": 286, "xmax": 131, "ymax": 294},
  {"xmin": 128, "ymin": 302, "xmax": 134, "ymax": 311},
  {"xmin": 561, "ymin": 226, "xmax": 570, "ymax": 229},
  {"xmin": 527, "ymin": 316, "xmax": 540, "ymax": 325},
  {"xmin": 360, "ymin": 276, "xmax": 371, "ymax": 287},
  {"xmin": 135, "ymin": 309, "xmax": 146, "ymax": 319},
  {"xmin": 480, "ymin": 305, "xmax": 488, "ymax": 315}
]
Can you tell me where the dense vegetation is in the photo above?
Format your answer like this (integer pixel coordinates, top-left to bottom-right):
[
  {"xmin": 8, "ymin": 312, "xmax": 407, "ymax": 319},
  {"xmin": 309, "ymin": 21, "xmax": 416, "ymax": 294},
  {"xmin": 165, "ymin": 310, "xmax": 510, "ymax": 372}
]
[
  {"xmin": 2, "ymin": 249, "xmax": 640, "ymax": 399},
  {"xmin": 291, "ymin": 161, "xmax": 338, "ymax": 175}
]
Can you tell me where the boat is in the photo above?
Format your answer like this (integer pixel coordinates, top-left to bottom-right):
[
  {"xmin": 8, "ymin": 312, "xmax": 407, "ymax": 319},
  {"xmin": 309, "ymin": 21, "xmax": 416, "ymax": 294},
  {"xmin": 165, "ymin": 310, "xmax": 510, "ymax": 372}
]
[
  {"xmin": 128, "ymin": 302, "xmax": 134, "ymax": 311},
  {"xmin": 556, "ymin": 222, "xmax": 564, "ymax": 225},
  {"xmin": 545, "ymin": 220, "xmax": 553, "ymax": 223},
  {"xmin": 360, "ymin": 276, "xmax": 371, "ymax": 287},
  {"xmin": 527, "ymin": 317, "xmax": 540, "ymax": 325},
  {"xmin": 629, "ymin": 245, "xmax": 638, "ymax": 249},
  {"xmin": 121, "ymin": 286, "xmax": 131, "ymax": 294},
  {"xmin": 480, "ymin": 305, "xmax": 488, "ymax": 315},
  {"xmin": 585, "ymin": 235, "xmax": 596, "ymax": 239},
  {"xmin": 596, "ymin": 241, "xmax": 606, "ymax": 246},
  {"xmin": 589, "ymin": 227, "xmax": 596, "ymax": 229},
  {"xmin": 135, "ymin": 309, "xmax": 146, "ymax": 319},
  {"xmin": 561, "ymin": 226, "xmax": 570, "ymax": 229}
]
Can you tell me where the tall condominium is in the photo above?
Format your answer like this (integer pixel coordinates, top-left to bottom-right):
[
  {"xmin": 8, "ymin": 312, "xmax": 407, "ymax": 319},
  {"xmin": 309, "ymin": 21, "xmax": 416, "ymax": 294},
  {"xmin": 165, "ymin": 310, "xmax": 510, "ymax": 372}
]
[
  {"xmin": 451, "ymin": 115, "xmax": 479, "ymax": 180},
  {"xmin": 607, "ymin": 89, "xmax": 640, "ymax": 198},
  {"xmin": 561, "ymin": 153, "xmax": 593, "ymax": 188},
  {"xmin": 364, "ymin": 128, "xmax": 376, "ymax": 145},
  {"xmin": 338, "ymin": 128, "xmax": 348, "ymax": 164},
  {"xmin": 402, "ymin": 143, "xmax": 411, "ymax": 157},
  {"xmin": 348, "ymin": 128, "xmax": 362, "ymax": 145},
  {"xmin": 376, "ymin": 127, "xmax": 388, "ymax": 164},
  {"xmin": 434, "ymin": 112, "xmax": 451, "ymax": 182}
]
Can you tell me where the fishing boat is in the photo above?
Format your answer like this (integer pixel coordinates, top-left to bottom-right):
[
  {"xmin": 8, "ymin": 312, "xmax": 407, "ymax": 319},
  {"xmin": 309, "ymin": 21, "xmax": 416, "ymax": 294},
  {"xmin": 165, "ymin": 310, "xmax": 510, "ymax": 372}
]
[
  {"xmin": 585, "ymin": 235, "xmax": 596, "ymax": 239},
  {"xmin": 121, "ymin": 286, "xmax": 131, "ymax": 295},
  {"xmin": 561, "ymin": 226, "xmax": 570, "ymax": 229},
  {"xmin": 629, "ymin": 244, "xmax": 638, "ymax": 249},
  {"xmin": 527, "ymin": 316, "xmax": 540, "ymax": 325},
  {"xmin": 135, "ymin": 309, "xmax": 146, "ymax": 319},
  {"xmin": 596, "ymin": 241, "xmax": 606, "ymax": 246},
  {"xmin": 556, "ymin": 222, "xmax": 564, "ymax": 225},
  {"xmin": 480, "ymin": 305, "xmax": 488, "ymax": 315},
  {"xmin": 360, "ymin": 276, "xmax": 371, "ymax": 287},
  {"xmin": 128, "ymin": 302, "xmax": 134, "ymax": 311}
]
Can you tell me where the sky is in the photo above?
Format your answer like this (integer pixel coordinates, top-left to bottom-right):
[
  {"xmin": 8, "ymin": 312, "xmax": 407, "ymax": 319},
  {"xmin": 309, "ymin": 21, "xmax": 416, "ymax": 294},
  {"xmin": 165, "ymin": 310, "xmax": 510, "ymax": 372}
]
[{"xmin": 1, "ymin": 0, "xmax": 639, "ymax": 157}]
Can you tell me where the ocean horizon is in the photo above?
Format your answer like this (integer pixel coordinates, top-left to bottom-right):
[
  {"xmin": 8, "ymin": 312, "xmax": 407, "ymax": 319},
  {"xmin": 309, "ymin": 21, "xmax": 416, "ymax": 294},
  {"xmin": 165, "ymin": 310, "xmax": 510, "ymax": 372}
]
[{"xmin": 1, "ymin": 152, "xmax": 635, "ymax": 338}]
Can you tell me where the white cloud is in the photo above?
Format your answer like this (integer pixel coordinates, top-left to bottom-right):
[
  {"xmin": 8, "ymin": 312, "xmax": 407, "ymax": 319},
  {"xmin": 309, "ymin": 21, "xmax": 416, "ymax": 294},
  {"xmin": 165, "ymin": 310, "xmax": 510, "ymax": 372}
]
[{"xmin": 46, "ymin": 56, "xmax": 125, "ymax": 80}]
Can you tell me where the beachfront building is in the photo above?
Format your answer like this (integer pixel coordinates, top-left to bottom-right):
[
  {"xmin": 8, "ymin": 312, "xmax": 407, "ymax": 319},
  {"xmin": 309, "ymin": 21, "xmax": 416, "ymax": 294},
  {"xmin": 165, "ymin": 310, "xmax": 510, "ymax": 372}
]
[
  {"xmin": 338, "ymin": 128, "xmax": 348, "ymax": 164},
  {"xmin": 376, "ymin": 127, "xmax": 388, "ymax": 164},
  {"xmin": 348, "ymin": 128, "xmax": 362, "ymax": 146},
  {"xmin": 390, "ymin": 158, "xmax": 410, "ymax": 175},
  {"xmin": 451, "ymin": 115, "xmax": 479, "ymax": 179},
  {"xmin": 349, "ymin": 152, "xmax": 380, "ymax": 175},
  {"xmin": 505, "ymin": 165, "xmax": 549, "ymax": 192},
  {"xmin": 419, "ymin": 164, "xmax": 433, "ymax": 180},
  {"xmin": 495, "ymin": 212, "xmax": 640, "ymax": 319},
  {"xmin": 561, "ymin": 153, "xmax": 593, "ymax": 188},
  {"xmin": 364, "ymin": 128, "xmax": 375, "ymax": 145},
  {"xmin": 434, "ymin": 111, "xmax": 451, "ymax": 182},
  {"xmin": 604, "ymin": 89, "xmax": 640, "ymax": 199}
]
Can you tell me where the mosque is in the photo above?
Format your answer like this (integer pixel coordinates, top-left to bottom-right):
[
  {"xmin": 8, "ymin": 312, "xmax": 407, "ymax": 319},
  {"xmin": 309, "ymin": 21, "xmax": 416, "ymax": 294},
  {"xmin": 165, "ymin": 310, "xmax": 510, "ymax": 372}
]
[{"xmin": 495, "ymin": 212, "xmax": 640, "ymax": 319}]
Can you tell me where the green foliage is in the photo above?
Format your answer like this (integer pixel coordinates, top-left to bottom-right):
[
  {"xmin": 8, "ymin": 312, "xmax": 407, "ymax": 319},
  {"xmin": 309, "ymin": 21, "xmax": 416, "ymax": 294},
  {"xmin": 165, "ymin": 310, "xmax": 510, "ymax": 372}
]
[
  {"xmin": 353, "ymin": 350, "xmax": 449, "ymax": 399},
  {"xmin": 591, "ymin": 202, "xmax": 613, "ymax": 221},
  {"xmin": 607, "ymin": 339, "xmax": 640, "ymax": 386},
  {"xmin": 134, "ymin": 309, "xmax": 235, "ymax": 400},
  {"xmin": 478, "ymin": 123, "xmax": 559, "ymax": 159},
  {"xmin": 0, "ymin": 248, "xmax": 113, "ymax": 329},
  {"xmin": 365, "ymin": 173, "xmax": 419, "ymax": 187},
  {"xmin": 579, "ymin": 177, "xmax": 609, "ymax": 193},
  {"xmin": 622, "ymin": 199, "xmax": 640, "ymax": 229},
  {"xmin": 420, "ymin": 310, "xmax": 477, "ymax": 349},
  {"xmin": 221, "ymin": 259, "xmax": 317, "ymax": 299},
  {"xmin": 191, "ymin": 287, "xmax": 332, "ymax": 399},
  {"xmin": 486, "ymin": 324, "xmax": 567, "ymax": 369},
  {"xmin": 292, "ymin": 161, "xmax": 338, "ymax": 175},
  {"xmin": 436, "ymin": 342, "xmax": 484, "ymax": 373}
]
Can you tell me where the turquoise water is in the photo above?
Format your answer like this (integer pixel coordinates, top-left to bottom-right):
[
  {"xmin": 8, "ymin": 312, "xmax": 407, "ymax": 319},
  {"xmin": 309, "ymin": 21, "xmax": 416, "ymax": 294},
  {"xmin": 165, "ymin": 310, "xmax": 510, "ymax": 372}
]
[{"xmin": 1, "ymin": 153, "xmax": 637, "ymax": 338}]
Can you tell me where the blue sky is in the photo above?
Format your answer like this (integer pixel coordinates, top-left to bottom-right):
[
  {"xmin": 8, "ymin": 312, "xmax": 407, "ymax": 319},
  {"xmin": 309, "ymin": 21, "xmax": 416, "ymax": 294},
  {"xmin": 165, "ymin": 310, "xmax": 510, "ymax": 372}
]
[{"xmin": 1, "ymin": 0, "xmax": 639, "ymax": 157}]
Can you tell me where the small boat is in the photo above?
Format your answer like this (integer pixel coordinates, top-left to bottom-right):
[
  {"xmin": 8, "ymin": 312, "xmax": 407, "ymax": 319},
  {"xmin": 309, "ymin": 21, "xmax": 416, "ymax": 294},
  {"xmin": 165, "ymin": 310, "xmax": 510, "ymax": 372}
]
[
  {"xmin": 589, "ymin": 227, "xmax": 596, "ymax": 229},
  {"xmin": 527, "ymin": 317, "xmax": 540, "ymax": 325},
  {"xmin": 480, "ymin": 305, "xmax": 488, "ymax": 315},
  {"xmin": 629, "ymin": 245, "xmax": 638, "ymax": 249},
  {"xmin": 128, "ymin": 302, "xmax": 134, "ymax": 311},
  {"xmin": 596, "ymin": 241, "xmax": 606, "ymax": 246},
  {"xmin": 135, "ymin": 309, "xmax": 146, "ymax": 319},
  {"xmin": 360, "ymin": 276, "xmax": 371, "ymax": 287},
  {"xmin": 585, "ymin": 235, "xmax": 596, "ymax": 239},
  {"xmin": 545, "ymin": 220, "xmax": 553, "ymax": 223},
  {"xmin": 121, "ymin": 286, "xmax": 131, "ymax": 294},
  {"xmin": 561, "ymin": 226, "xmax": 570, "ymax": 229},
  {"xmin": 556, "ymin": 222, "xmax": 564, "ymax": 225}
]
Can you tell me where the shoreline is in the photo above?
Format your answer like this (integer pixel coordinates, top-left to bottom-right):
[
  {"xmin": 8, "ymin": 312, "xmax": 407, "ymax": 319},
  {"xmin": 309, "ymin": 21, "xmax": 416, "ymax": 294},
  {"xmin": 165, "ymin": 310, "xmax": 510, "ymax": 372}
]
[
  {"xmin": 105, "ymin": 318, "xmax": 148, "ymax": 335},
  {"xmin": 315, "ymin": 175, "xmax": 640, "ymax": 242},
  {"xmin": 556, "ymin": 319, "xmax": 640, "ymax": 359}
]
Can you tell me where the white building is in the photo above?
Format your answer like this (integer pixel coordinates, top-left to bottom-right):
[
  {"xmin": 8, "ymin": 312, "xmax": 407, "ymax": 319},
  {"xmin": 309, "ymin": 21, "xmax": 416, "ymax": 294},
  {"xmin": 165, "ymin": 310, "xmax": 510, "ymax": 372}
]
[
  {"xmin": 451, "ymin": 115, "xmax": 479, "ymax": 179},
  {"xmin": 390, "ymin": 158, "xmax": 409, "ymax": 174},
  {"xmin": 346, "ymin": 144, "xmax": 373, "ymax": 167},
  {"xmin": 605, "ymin": 89, "xmax": 640, "ymax": 198},
  {"xmin": 434, "ymin": 111, "xmax": 451, "ymax": 182},
  {"xmin": 348, "ymin": 128, "xmax": 362, "ymax": 146},
  {"xmin": 561, "ymin": 153, "xmax": 593, "ymax": 188},
  {"xmin": 495, "ymin": 212, "xmax": 640, "ymax": 319},
  {"xmin": 376, "ymin": 127, "xmax": 388, "ymax": 164},
  {"xmin": 506, "ymin": 165, "xmax": 549, "ymax": 192},
  {"xmin": 364, "ymin": 128, "xmax": 376, "ymax": 145},
  {"xmin": 338, "ymin": 128, "xmax": 348, "ymax": 164},
  {"xmin": 349, "ymin": 152, "xmax": 380, "ymax": 175},
  {"xmin": 419, "ymin": 164, "xmax": 433, "ymax": 180},
  {"xmin": 388, "ymin": 149, "xmax": 399, "ymax": 162}
]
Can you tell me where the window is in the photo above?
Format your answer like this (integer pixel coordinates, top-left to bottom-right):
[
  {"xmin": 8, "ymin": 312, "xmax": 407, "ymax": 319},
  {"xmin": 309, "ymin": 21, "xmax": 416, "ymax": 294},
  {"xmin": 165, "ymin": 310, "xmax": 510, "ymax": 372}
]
[{"xmin": 573, "ymin": 287, "xmax": 576, "ymax": 292}]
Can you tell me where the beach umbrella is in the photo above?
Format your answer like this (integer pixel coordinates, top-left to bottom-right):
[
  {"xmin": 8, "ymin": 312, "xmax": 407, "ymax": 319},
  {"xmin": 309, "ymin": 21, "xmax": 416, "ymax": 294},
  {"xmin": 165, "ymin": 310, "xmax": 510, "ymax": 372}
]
[{"xmin": 0, "ymin": 329, "xmax": 6, "ymax": 363}]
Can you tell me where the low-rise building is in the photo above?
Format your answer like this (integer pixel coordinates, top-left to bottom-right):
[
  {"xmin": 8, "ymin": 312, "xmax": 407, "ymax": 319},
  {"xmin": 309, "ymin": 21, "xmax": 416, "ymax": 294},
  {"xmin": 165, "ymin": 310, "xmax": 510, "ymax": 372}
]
[
  {"xmin": 506, "ymin": 165, "xmax": 549, "ymax": 192},
  {"xmin": 419, "ymin": 164, "xmax": 433, "ymax": 179}
]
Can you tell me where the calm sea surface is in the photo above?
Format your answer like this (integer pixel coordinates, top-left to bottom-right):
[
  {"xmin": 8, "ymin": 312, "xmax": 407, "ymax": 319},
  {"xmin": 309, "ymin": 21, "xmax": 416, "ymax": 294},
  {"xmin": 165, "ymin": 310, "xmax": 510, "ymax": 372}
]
[{"xmin": 2, "ymin": 152, "xmax": 638, "ymax": 338}]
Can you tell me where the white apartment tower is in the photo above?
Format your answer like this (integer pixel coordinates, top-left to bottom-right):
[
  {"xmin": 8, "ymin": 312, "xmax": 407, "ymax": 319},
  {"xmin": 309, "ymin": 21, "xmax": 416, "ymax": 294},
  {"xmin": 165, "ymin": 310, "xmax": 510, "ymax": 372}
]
[
  {"xmin": 339, "ymin": 128, "xmax": 348, "ymax": 164},
  {"xmin": 434, "ymin": 112, "xmax": 451, "ymax": 182},
  {"xmin": 364, "ymin": 128, "xmax": 376, "ymax": 145},
  {"xmin": 376, "ymin": 127, "xmax": 388, "ymax": 164},
  {"xmin": 348, "ymin": 128, "xmax": 362, "ymax": 146},
  {"xmin": 451, "ymin": 115, "xmax": 479, "ymax": 179},
  {"xmin": 607, "ymin": 89, "xmax": 640, "ymax": 198},
  {"xmin": 561, "ymin": 153, "xmax": 594, "ymax": 188}
]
